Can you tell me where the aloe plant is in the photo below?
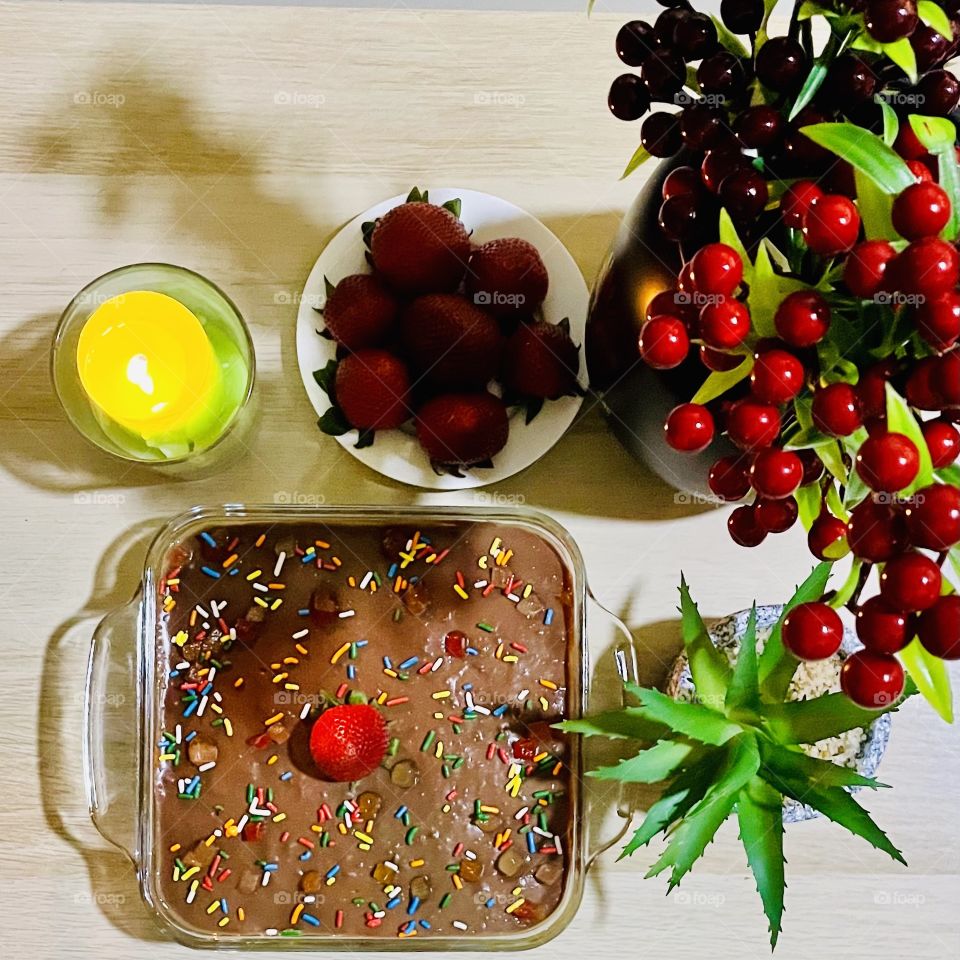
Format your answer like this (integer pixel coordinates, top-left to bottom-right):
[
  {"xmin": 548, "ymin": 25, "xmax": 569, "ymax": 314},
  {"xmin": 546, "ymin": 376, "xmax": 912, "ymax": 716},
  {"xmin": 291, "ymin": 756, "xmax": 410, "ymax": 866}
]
[{"xmin": 559, "ymin": 564, "xmax": 915, "ymax": 948}]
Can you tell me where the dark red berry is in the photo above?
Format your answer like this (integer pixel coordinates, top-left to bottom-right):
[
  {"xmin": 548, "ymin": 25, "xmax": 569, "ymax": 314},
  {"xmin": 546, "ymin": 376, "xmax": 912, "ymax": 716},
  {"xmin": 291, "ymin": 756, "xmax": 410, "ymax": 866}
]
[
  {"xmin": 662, "ymin": 166, "xmax": 702, "ymax": 200},
  {"xmin": 914, "ymin": 291, "xmax": 960, "ymax": 350},
  {"xmin": 721, "ymin": 0, "xmax": 764, "ymax": 34},
  {"xmin": 646, "ymin": 289, "xmax": 692, "ymax": 324},
  {"xmin": 616, "ymin": 20, "xmax": 658, "ymax": 66},
  {"xmin": 755, "ymin": 495, "xmax": 799, "ymax": 533},
  {"xmin": 783, "ymin": 602, "xmax": 845, "ymax": 660},
  {"xmin": 847, "ymin": 496, "xmax": 908, "ymax": 561},
  {"xmin": 727, "ymin": 504, "xmax": 767, "ymax": 546},
  {"xmin": 699, "ymin": 296, "xmax": 751, "ymax": 349},
  {"xmin": 856, "ymin": 432, "xmax": 920, "ymax": 492},
  {"xmin": 856, "ymin": 596, "xmax": 914, "ymax": 655},
  {"xmin": 680, "ymin": 103, "xmax": 725, "ymax": 151},
  {"xmin": 750, "ymin": 447, "xmax": 804, "ymax": 499},
  {"xmin": 708, "ymin": 454, "xmax": 752, "ymax": 501},
  {"xmin": 905, "ymin": 357, "xmax": 943, "ymax": 411},
  {"xmin": 658, "ymin": 195, "xmax": 698, "ymax": 241},
  {"xmin": 932, "ymin": 351, "xmax": 960, "ymax": 407},
  {"xmin": 893, "ymin": 237, "xmax": 959, "ymax": 297},
  {"xmin": 726, "ymin": 399, "xmax": 781, "ymax": 450},
  {"xmin": 916, "ymin": 68, "xmax": 960, "ymax": 115},
  {"xmin": 844, "ymin": 240, "xmax": 897, "ymax": 298},
  {"xmin": 641, "ymin": 112, "xmax": 682, "ymax": 157},
  {"xmin": 608, "ymin": 74, "xmax": 650, "ymax": 121},
  {"xmin": 911, "ymin": 23, "xmax": 954, "ymax": 72},
  {"xmin": 640, "ymin": 315, "xmax": 690, "ymax": 369},
  {"xmin": 664, "ymin": 402, "xmax": 715, "ymax": 453},
  {"xmin": 774, "ymin": 291, "xmax": 831, "ymax": 347},
  {"xmin": 865, "ymin": 0, "xmax": 919, "ymax": 43},
  {"xmin": 840, "ymin": 650, "xmax": 906, "ymax": 708},
  {"xmin": 808, "ymin": 511, "xmax": 850, "ymax": 560},
  {"xmin": 880, "ymin": 550, "xmax": 942, "ymax": 611},
  {"xmin": 735, "ymin": 105, "xmax": 783, "ymax": 149},
  {"xmin": 812, "ymin": 382, "xmax": 862, "ymax": 436},
  {"xmin": 642, "ymin": 49, "xmax": 686, "ymax": 100},
  {"xmin": 923, "ymin": 419, "xmax": 960, "ymax": 468},
  {"xmin": 892, "ymin": 181, "xmax": 951, "ymax": 240},
  {"xmin": 689, "ymin": 243, "xmax": 743, "ymax": 296},
  {"xmin": 917, "ymin": 595, "xmax": 960, "ymax": 659},
  {"xmin": 756, "ymin": 36, "xmax": 808, "ymax": 93},
  {"xmin": 802, "ymin": 194, "xmax": 861, "ymax": 256},
  {"xmin": 701, "ymin": 147, "xmax": 746, "ymax": 193},
  {"xmin": 799, "ymin": 449, "xmax": 825, "ymax": 485},
  {"xmin": 697, "ymin": 51, "xmax": 748, "ymax": 98},
  {"xmin": 720, "ymin": 167, "xmax": 769, "ymax": 222},
  {"xmin": 858, "ymin": 360, "xmax": 899, "ymax": 419},
  {"xmin": 675, "ymin": 12, "xmax": 719, "ymax": 60},
  {"xmin": 825, "ymin": 54, "xmax": 878, "ymax": 112},
  {"xmin": 781, "ymin": 180, "xmax": 823, "ymax": 230},
  {"xmin": 750, "ymin": 349, "xmax": 805, "ymax": 404},
  {"xmin": 905, "ymin": 482, "xmax": 960, "ymax": 549},
  {"xmin": 700, "ymin": 344, "xmax": 743, "ymax": 370}
]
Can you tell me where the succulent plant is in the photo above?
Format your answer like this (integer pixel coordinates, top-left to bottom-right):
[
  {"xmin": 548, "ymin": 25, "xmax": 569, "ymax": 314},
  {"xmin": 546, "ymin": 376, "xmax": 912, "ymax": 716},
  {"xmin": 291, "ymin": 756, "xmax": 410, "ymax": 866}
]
[{"xmin": 558, "ymin": 564, "xmax": 916, "ymax": 947}]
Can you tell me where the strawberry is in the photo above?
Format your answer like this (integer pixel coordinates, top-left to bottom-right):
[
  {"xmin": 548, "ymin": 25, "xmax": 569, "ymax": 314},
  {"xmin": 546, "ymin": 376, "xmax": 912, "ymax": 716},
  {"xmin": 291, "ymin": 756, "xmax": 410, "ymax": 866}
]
[
  {"xmin": 309, "ymin": 703, "xmax": 387, "ymax": 782},
  {"xmin": 503, "ymin": 319, "xmax": 581, "ymax": 400},
  {"xmin": 323, "ymin": 274, "xmax": 398, "ymax": 351},
  {"xmin": 466, "ymin": 237, "xmax": 549, "ymax": 319},
  {"xmin": 401, "ymin": 294, "xmax": 503, "ymax": 390},
  {"xmin": 416, "ymin": 392, "xmax": 509, "ymax": 467},
  {"xmin": 370, "ymin": 200, "xmax": 471, "ymax": 295},
  {"xmin": 334, "ymin": 350, "xmax": 411, "ymax": 430}
]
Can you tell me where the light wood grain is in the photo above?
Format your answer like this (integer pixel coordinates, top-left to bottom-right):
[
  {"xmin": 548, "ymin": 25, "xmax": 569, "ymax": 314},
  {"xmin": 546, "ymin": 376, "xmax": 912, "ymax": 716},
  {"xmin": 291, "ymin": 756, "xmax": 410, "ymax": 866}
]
[{"xmin": 0, "ymin": 2, "xmax": 957, "ymax": 958}]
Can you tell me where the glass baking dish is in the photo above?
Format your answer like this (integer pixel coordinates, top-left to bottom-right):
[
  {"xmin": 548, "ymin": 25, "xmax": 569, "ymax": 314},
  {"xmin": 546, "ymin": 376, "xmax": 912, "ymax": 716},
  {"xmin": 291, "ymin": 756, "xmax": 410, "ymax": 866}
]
[{"xmin": 84, "ymin": 505, "xmax": 636, "ymax": 950}]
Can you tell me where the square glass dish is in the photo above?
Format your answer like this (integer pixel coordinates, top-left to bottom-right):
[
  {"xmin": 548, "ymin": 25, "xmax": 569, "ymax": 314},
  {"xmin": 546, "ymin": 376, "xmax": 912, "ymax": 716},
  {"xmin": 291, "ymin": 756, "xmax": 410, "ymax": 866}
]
[{"xmin": 84, "ymin": 505, "xmax": 635, "ymax": 950}]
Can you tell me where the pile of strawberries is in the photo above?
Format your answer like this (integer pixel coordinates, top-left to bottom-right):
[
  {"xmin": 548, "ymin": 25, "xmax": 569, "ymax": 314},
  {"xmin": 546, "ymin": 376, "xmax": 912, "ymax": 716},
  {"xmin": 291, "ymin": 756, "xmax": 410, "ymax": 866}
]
[{"xmin": 313, "ymin": 189, "xmax": 581, "ymax": 473}]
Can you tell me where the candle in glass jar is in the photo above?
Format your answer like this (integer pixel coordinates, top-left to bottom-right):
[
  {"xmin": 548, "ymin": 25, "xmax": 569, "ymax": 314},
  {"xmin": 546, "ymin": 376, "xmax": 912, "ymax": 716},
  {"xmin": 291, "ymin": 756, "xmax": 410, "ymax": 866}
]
[{"xmin": 76, "ymin": 290, "xmax": 222, "ymax": 444}]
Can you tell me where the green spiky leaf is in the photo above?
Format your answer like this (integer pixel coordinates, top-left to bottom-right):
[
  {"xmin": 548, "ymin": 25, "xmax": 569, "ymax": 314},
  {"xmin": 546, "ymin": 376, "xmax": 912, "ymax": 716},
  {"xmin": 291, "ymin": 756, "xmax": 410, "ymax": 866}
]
[
  {"xmin": 625, "ymin": 684, "xmax": 741, "ymax": 745},
  {"xmin": 555, "ymin": 708, "xmax": 669, "ymax": 741},
  {"xmin": 759, "ymin": 739, "xmax": 886, "ymax": 790},
  {"xmin": 737, "ymin": 777, "xmax": 785, "ymax": 949},
  {"xmin": 679, "ymin": 575, "xmax": 732, "ymax": 707},
  {"xmin": 588, "ymin": 739, "xmax": 698, "ymax": 783},
  {"xmin": 726, "ymin": 604, "xmax": 760, "ymax": 714}
]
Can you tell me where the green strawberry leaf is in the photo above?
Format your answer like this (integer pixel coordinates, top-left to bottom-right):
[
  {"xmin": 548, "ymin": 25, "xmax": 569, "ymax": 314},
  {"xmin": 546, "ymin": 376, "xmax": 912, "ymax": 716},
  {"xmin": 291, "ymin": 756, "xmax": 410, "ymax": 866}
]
[
  {"xmin": 625, "ymin": 684, "xmax": 742, "ymax": 745},
  {"xmin": 323, "ymin": 275, "xmax": 336, "ymax": 299},
  {"xmin": 799, "ymin": 123, "xmax": 915, "ymax": 194},
  {"xmin": 355, "ymin": 428, "xmax": 375, "ymax": 449},
  {"xmin": 361, "ymin": 220, "xmax": 376, "ymax": 249},
  {"xmin": 899, "ymin": 637, "xmax": 954, "ymax": 722},
  {"xmin": 555, "ymin": 708, "xmax": 669, "ymax": 741},
  {"xmin": 758, "ymin": 563, "xmax": 833, "ymax": 698},
  {"xmin": 885, "ymin": 383, "xmax": 934, "ymax": 493},
  {"xmin": 588, "ymin": 739, "xmax": 698, "ymax": 783},
  {"xmin": 647, "ymin": 734, "xmax": 761, "ymax": 887},
  {"xmin": 726, "ymin": 604, "xmax": 760, "ymax": 714},
  {"xmin": 760, "ymin": 756, "xmax": 906, "ymax": 863},
  {"xmin": 737, "ymin": 776, "xmax": 786, "ymax": 949},
  {"xmin": 441, "ymin": 198, "xmax": 462, "ymax": 218},
  {"xmin": 679, "ymin": 574, "xmax": 733, "ymax": 707},
  {"xmin": 621, "ymin": 143, "xmax": 652, "ymax": 180},
  {"xmin": 917, "ymin": 0, "xmax": 952, "ymax": 38},
  {"xmin": 691, "ymin": 357, "xmax": 754, "ymax": 405},
  {"xmin": 312, "ymin": 359, "xmax": 338, "ymax": 398},
  {"xmin": 318, "ymin": 408, "xmax": 351, "ymax": 437},
  {"xmin": 764, "ymin": 685, "xmax": 914, "ymax": 744},
  {"xmin": 406, "ymin": 186, "xmax": 427, "ymax": 203},
  {"xmin": 759, "ymin": 739, "xmax": 886, "ymax": 790},
  {"xmin": 524, "ymin": 396, "xmax": 545, "ymax": 426}
]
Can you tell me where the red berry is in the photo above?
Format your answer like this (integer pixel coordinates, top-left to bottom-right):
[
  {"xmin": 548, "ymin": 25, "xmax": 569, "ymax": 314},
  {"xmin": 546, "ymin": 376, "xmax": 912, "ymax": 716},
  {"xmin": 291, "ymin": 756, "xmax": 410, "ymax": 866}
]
[
  {"xmin": 894, "ymin": 121, "xmax": 927, "ymax": 160},
  {"xmin": 780, "ymin": 179, "xmax": 823, "ymax": 229},
  {"xmin": 774, "ymin": 291, "xmax": 832, "ymax": 346},
  {"xmin": 844, "ymin": 240, "xmax": 897, "ymax": 298},
  {"xmin": 894, "ymin": 237, "xmax": 959, "ymax": 297},
  {"xmin": 799, "ymin": 448, "xmax": 825, "ymax": 485},
  {"xmin": 727, "ymin": 504, "xmax": 767, "ymax": 546},
  {"xmin": 689, "ymin": 243, "xmax": 743, "ymax": 296},
  {"xmin": 665, "ymin": 403, "xmax": 715, "ymax": 453},
  {"xmin": 808, "ymin": 511, "xmax": 851, "ymax": 560},
  {"xmin": 782, "ymin": 602, "xmax": 845, "ymax": 660},
  {"xmin": 923, "ymin": 419, "xmax": 960, "ymax": 468},
  {"xmin": 865, "ymin": 0, "xmax": 919, "ymax": 43},
  {"xmin": 309, "ymin": 704, "xmax": 388, "ymax": 782},
  {"xmin": 726, "ymin": 399, "xmax": 781, "ymax": 450},
  {"xmin": 905, "ymin": 357, "xmax": 943, "ymax": 411},
  {"xmin": 932, "ymin": 351, "xmax": 960, "ymax": 407},
  {"xmin": 879, "ymin": 551, "xmax": 943, "ymax": 611},
  {"xmin": 856, "ymin": 596, "xmax": 914, "ymax": 654},
  {"xmin": 750, "ymin": 447, "xmax": 803, "ymax": 498},
  {"xmin": 754, "ymin": 495, "xmax": 799, "ymax": 533},
  {"xmin": 847, "ymin": 496, "xmax": 908, "ymax": 561},
  {"xmin": 858, "ymin": 360, "xmax": 898, "ymax": 419},
  {"xmin": 750, "ymin": 349, "xmax": 805, "ymax": 403},
  {"xmin": 840, "ymin": 650, "xmax": 906, "ymax": 709},
  {"xmin": 678, "ymin": 261, "xmax": 696, "ymax": 293},
  {"xmin": 914, "ymin": 291, "xmax": 960, "ymax": 350},
  {"xmin": 662, "ymin": 166, "xmax": 701, "ymax": 200},
  {"xmin": 700, "ymin": 344, "xmax": 743, "ymax": 371},
  {"xmin": 646, "ymin": 290, "xmax": 692, "ymax": 324},
  {"xmin": 905, "ymin": 482, "xmax": 960, "ymax": 549},
  {"xmin": 917, "ymin": 595, "xmax": 960, "ymax": 659},
  {"xmin": 708, "ymin": 455, "xmax": 751, "ymax": 501},
  {"xmin": 856, "ymin": 432, "xmax": 920, "ymax": 492},
  {"xmin": 640, "ymin": 315, "xmax": 690, "ymax": 369},
  {"xmin": 892, "ymin": 182, "xmax": 951, "ymax": 240},
  {"xmin": 812, "ymin": 382, "xmax": 863, "ymax": 436},
  {"xmin": 802, "ymin": 194, "xmax": 861, "ymax": 256},
  {"xmin": 699, "ymin": 296, "xmax": 751, "ymax": 349},
  {"xmin": 906, "ymin": 159, "xmax": 933, "ymax": 181}
]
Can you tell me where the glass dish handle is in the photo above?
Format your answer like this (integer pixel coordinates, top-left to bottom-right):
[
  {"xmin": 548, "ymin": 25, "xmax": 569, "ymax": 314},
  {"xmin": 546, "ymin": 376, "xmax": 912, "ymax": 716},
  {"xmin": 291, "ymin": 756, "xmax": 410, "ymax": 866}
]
[
  {"xmin": 584, "ymin": 591, "xmax": 639, "ymax": 869},
  {"xmin": 83, "ymin": 591, "xmax": 141, "ymax": 864}
]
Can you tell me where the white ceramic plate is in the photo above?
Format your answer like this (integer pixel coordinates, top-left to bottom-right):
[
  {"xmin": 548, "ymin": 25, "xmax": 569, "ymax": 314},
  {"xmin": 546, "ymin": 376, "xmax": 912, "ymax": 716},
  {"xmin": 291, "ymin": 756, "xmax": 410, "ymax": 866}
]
[{"xmin": 295, "ymin": 188, "xmax": 588, "ymax": 490}]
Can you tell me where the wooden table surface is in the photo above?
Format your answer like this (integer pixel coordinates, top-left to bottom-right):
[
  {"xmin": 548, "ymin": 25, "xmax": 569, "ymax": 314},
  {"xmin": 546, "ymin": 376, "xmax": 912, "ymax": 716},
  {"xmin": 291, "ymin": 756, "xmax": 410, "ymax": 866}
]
[{"xmin": 0, "ymin": 2, "xmax": 957, "ymax": 957}]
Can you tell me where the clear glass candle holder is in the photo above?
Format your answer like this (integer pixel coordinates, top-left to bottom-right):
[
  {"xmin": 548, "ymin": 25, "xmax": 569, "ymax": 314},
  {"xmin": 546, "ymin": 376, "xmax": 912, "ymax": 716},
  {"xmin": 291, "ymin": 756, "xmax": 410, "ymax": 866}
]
[{"xmin": 52, "ymin": 263, "xmax": 256, "ymax": 466}]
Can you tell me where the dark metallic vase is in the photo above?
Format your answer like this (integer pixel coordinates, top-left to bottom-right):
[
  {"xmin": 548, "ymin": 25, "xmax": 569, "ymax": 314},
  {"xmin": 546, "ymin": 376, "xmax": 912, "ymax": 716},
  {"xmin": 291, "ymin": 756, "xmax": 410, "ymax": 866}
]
[{"xmin": 586, "ymin": 157, "xmax": 732, "ymax": 499}]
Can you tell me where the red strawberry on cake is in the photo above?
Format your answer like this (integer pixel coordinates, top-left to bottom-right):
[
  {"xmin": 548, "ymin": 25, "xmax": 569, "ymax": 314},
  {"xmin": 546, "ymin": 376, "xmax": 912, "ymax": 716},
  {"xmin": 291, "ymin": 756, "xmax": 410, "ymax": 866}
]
[{"xmin": 309, "ymin": 703, "xmax": 388, "ymax": 782}]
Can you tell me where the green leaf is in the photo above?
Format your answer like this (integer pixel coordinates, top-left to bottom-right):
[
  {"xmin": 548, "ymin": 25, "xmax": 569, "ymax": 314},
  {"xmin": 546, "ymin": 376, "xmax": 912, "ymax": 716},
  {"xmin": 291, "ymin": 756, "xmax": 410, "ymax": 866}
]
[
  {"xmin": 625, "ymin": 684, "xmax": 742, "ymax": 745},
  {"xmin": 679, "ymin": 575, "xmax": 732, "ymax": 708},
  {"xmin": 690, "ymin": 357, "xmax": 754, "ymax": 405},
  {"xmin": 726, "ymin": 604, "xmax": 760, "ymax": 713},
  {"xmin": 799, "ymin": 123, "xmax": 915, "ymax": 194},
  {"xmin": 900, "ymin": 637, "xmax": 954, "ymax": 722},
  {"xmin": 789, "ymin": 61, "xmax": 829, "ymax": 121},
  {"xmin": 882, "ymin": 36, "xmax": 918, "ymax": 83},
  {"xmin": 828, "ymin": 558, "xmax": 864, "ymax": 609},
  {"xmin": 647, "ymin": 735, "xmax": 761, "ymax": 887},
  {"xmin": 588, "ymin": 739, "xmax": 697, "ymax": 783},
  {"xmin": 765, "ymin": 687, "xmax": 912, "ymax": 744},
  {"xmin": 938, "ymin": 463, "xmax": 960, "ymax": 486},
  {"xmin": 760, "ymin": 758, "xmax": 907, "ymax": 864},
  {"xmin": 323, "ymin": 275, "xmax": 336, "ymax": 299},
  {"xmin": 718, "ymin": 208, "xmax": 753, "ymax": 283},
  {"xmin": 758, "ymin": 563, "xmax": 833, "ymax": 697},
  {"xmin": 909, "ymin": 114, "xmax": 957, "ymax": 151},
  {"xmin": 317, "ymin": 407, "xmax": 351, "ymax": 437},
  {"xmin": 620, "ymin": 751, "xmax": 722, "ymax": 858},
  {"xmin": 798, "ymin": 0, "xmax": 832, "ymax": 18},
  {"xmin": 710, "ymin": 15, "xmax": 749, "ymax": 56},
  {"xmin": 877, "ymin": 96, "xmax": 899, "ymax": 146},
  {"xmin": 621, "ymin": 143, "xmax": 652, "ymax": 180},
  {"xmin": 759, "ymin": 739, "xmax": 886, "ymax": 790},
  {"xmin": 818, "ymin": 439, "xmax": 849, "ymax": 485},
  {"xmin": 748, "ymin": 243, "xmax": 809, "ymax": 337},
  {"xmin": 312, "ymin": 359, "xmax": 338, "ymax": 398},
  {"xmin": 935, "ymin": 142, "xmax": 960, "ymax": 241},
  {"xmin": 737, "ymin": 777, "xmax": 785, "ymax": 949},
  {"xmin": 556, "ymin": 708, "xmax": 669, "ymax": 741},
  {"xmin": 826, "ymin": 478, "xmax": 851, "ymax": 521},
  {"xmin": 441, "ymin": 198, "xmax": 462, "ymax": 218},
  {"xmin": 355, "ymin": 428, "xmax": 375, "ymax": 449},
  {"xmin": 855, "ymin": 168, "xmax": 897, "ymax": 240},
  {"xmin": 885, "ymin": 383, "xmax": 934, "ymax": 493},
  {"xmin": 918, "ymin": 0, "xmax": 953, "ymax": 38},
  {"xmin": 796, "ymin": 482, "xmax": 822, "ymax": 532}
]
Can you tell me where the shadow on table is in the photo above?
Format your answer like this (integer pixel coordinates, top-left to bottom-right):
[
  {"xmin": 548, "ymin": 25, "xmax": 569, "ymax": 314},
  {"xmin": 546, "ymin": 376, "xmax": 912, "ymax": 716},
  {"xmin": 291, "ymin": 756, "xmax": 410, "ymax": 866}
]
[{"xmin": 38, "ymin": 519, "xmax": 164, "ymax": 939}]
